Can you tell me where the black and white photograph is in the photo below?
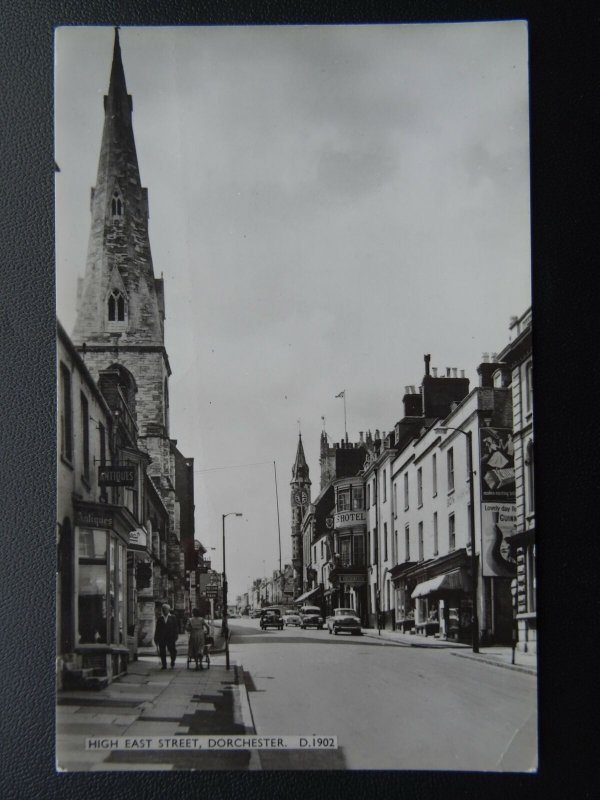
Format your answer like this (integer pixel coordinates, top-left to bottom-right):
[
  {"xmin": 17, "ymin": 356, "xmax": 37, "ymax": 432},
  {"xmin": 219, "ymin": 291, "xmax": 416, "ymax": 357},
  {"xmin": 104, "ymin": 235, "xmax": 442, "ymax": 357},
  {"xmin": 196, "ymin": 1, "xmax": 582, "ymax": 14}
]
[{"xmin": 54, "ymin": 22, "xmax": 536, "ymax": 772}]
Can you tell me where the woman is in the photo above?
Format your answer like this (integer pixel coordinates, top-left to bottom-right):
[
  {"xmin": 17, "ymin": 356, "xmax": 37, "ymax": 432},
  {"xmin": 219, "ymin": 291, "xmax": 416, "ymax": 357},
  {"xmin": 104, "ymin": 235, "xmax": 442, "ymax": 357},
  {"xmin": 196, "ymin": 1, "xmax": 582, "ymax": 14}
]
[{"xmin": 185, "ymin": 608, "xmax": 209, "ymax": 670}]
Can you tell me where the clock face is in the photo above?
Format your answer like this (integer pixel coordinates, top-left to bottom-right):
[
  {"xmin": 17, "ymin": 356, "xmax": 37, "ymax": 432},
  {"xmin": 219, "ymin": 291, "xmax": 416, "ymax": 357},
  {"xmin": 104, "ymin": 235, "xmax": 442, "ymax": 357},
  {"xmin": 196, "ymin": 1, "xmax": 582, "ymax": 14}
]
[{"xmin": 294, "ymin": 490, "xmax": 309, "ymax": 505}]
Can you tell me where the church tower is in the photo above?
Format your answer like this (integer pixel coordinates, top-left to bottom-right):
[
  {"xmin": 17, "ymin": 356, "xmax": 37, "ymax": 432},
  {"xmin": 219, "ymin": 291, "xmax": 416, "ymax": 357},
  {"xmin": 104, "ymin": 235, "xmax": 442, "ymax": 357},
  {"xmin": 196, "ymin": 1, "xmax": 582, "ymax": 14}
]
[
  {"xmin": 71, "ymin": 29, "xmax": 182, "ymax": 606},
  {"xmin": 290, "ymin": 434, "xmax": 311, "ymax": 597},
  {"xmin": 73, "ymin": 29, "xmax": 170, "ymax": 468}
]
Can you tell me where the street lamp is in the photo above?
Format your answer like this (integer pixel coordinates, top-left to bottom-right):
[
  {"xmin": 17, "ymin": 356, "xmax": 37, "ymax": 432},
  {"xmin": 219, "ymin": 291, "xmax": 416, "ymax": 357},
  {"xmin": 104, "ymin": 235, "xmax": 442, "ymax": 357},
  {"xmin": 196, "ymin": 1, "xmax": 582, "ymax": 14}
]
[
  {"xmin": 435, "ymin": 426, "xmax": 480, "ymax": 653},
  {"xmin": 222, "ymin": 512, "xmax": 242, "ymax": 670}
]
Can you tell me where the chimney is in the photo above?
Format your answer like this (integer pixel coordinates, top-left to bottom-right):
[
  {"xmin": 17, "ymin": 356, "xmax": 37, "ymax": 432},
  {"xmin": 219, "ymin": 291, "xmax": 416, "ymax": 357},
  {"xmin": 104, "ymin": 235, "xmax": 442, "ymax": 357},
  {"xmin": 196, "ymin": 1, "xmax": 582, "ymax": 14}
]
[
  {"xmin": 432, "ymin": 367, "xmax": 438, "ymax": 378},
  {"xmin": 375, "ymin": 429, "xmax": 380, "ymax": 440},
  {"xmin": 403, "ymin": 386, "xmax": 423, "ymax": 417},
  {"xmin": 359, "ymin": 431, "xmax": 364, "ymax": 444},
  {"xmin": 446, "ymin": 367, "xmax": 451, "ymax": 377},
  {"xmin": 478, "ymin": 354, "xmax": 500, "ymax": 387},
  {"xmin": 460, "ymin": 370, "xmax": 465, "ymax": 378},
  {"xmin": 424, "ymin": 354, "xmax": 431, "ymax": 376}
]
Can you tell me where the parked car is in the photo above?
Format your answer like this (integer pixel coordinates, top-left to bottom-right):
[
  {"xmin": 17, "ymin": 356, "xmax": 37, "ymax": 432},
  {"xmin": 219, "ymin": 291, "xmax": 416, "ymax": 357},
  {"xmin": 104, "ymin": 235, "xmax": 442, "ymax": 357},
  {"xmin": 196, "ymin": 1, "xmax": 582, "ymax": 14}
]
[
  {"xmin": 299, "ymin": 605, "xmax": 324, "ymax": 629},
  {"xmin": 326, "ymin": 608, "xmax": 362, "ymax": 635},
  {"xmin": 260, "ymin": 607, "xmax": 284, "ymax": 630},
  {"xmin": 250, "ymin": 609, "xmax": 262, "ymax": 618},
  {"xmin": 282, "ymin": 611, "xmax": 301, "ymax": 627}
]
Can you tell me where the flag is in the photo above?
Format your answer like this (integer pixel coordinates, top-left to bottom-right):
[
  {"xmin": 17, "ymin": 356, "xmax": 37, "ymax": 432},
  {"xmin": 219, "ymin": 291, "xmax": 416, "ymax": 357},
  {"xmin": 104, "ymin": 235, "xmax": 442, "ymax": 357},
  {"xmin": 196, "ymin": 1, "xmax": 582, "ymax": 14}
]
[{"xmin": 335, "ymin": 391, "xmax": 345, "ymax": 398}]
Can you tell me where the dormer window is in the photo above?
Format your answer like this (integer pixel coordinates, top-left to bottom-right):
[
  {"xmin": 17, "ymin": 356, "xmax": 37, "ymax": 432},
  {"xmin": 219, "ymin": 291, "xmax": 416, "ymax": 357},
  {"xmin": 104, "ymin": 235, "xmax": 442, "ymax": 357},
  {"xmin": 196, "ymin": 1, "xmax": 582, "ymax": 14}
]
[
  {"xmin": 108, "ymin": 289, "xmax": 126, "ymax": 322},
  {"xmin": 111, "ymin": 191, "xmax": 123, "ymax": 218}
]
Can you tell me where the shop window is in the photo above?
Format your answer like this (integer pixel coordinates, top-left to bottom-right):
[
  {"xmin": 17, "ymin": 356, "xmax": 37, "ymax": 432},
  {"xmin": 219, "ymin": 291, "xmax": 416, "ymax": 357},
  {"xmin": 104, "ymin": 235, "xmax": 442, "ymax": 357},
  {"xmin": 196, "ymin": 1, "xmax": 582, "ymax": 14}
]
[
  {"xmin": 418, "ymin": 521, "xmax": 424, "ymax": 561},
  {"xmin": 432, "ymin": 454, "xmax": 437, "ymax": 496},
  {"xmin": 447, "ymin": 448, "xmax": 455, "ymax": 492},
  {"xmin": 405, "ymin": 525, "xmax": 410, "ymax": 561},
  {"xmin": 433, "ymin": 512, "xmax": 439, "ymax": 555},
  {"xmin": 449, "ymin": 513, "xmax": 456, "ymax": 551},
  {"xmin": 80, "ymin": 392, "xmax": 90, "ymax": 483},
  {"xmin": 77, "ymin": 529, "xmax": 107, "ymax": 644},
  {"xmin": 417, "ymin": 467, "xmax": 423, "ymax": 507},
  {"xmin": 386, "ymin": 580, "xmax": 391, "ymax": 611},
  {"xmin": 60, "ymin": 363, "xmax": 73, "ymax": 462}
]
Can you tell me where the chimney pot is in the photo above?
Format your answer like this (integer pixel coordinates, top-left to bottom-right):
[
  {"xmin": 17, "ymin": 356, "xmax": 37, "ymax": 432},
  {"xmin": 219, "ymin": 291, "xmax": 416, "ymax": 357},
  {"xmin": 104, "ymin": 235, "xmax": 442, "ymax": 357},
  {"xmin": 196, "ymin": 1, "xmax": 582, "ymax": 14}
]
[
  {"xmin": 432, "ymin": 367, "xmax": 438, "ymax": 378},
  {"xmin": 482, "ymin": 352, "xmax": 489, "ymax": 363},
  {"xmin": 452, "ymin": 368, "xmax": 457, "ymax": 378},
  {"xmin": 460, "ymin": 369, "xmax": 465, "ymax": 378},
  {"xmin": 491, "ymin": 353, "xmax": 498, "ymax": 362},
  {"xmin": 446, "ymin": 367, "xmax": 451, "ymax": 377},
  {"xmin": 424, "ymin": 354, "xmax": 431, "ymax": 376}
]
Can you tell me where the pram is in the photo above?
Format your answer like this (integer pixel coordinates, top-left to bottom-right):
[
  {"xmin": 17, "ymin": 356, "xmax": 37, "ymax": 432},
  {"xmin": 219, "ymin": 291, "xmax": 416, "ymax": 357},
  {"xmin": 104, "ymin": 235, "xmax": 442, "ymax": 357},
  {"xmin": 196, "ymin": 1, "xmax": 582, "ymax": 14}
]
[{"xmin": 186, "ymin": 629, "xmax": 214, "ymax": 670}]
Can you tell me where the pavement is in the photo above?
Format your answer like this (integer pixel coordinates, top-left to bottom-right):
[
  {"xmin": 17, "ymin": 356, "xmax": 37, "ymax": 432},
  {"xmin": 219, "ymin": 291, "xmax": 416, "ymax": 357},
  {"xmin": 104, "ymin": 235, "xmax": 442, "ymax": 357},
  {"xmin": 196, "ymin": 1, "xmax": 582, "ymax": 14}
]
[
  {"xmin": 361, "ymin": 627, "xmax": 537, "ymax": 674},
  {"xmin": 56, "ymin": 634, "xmax": 258, "ymax": 772}
]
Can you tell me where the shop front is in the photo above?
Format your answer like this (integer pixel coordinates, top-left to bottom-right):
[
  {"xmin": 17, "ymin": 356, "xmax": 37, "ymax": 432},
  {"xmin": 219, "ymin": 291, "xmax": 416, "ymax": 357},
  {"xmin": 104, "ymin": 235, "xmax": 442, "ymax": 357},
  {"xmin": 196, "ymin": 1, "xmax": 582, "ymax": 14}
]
[
  {"xmin": 72, "ymin": 502, "xmax": 137, "ymax": 681},
  {"xmin": 328, "ymin": 568, "xmax": 368, "ymax": 624},
  {"xmin": 399, "ymin": 550, "xmax": 474, "ymax": 642}
]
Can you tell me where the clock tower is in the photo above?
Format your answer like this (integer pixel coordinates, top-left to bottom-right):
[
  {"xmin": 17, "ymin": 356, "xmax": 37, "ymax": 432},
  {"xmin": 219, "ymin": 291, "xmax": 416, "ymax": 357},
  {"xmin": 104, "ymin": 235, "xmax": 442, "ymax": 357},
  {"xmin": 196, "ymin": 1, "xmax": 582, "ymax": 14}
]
[{"xmin": 290, "ymin": 434, "xmax": 311, "ymax": 597}]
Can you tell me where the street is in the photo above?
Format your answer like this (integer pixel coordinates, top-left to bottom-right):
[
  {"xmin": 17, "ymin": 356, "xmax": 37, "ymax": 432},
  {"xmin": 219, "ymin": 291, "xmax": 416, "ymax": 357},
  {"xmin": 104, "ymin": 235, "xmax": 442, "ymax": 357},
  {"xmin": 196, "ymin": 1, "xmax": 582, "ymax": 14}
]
[
  {"xmin": 230, "ymin": 617, "xmax": 537, "ymax": 771},
  {"xmin": 56, "ymin": 617, "xmax": 536, "ymax": 772}
]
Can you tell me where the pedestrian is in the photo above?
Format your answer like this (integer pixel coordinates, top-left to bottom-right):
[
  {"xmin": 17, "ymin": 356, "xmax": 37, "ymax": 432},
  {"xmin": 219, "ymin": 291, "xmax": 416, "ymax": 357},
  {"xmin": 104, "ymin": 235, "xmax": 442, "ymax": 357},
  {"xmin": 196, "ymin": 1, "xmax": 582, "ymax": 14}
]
[
  {"xmin": 186, "ymin": 608, "xmax": 209, "ymax": 670},
  {"xmin": 154, "ymin": 603, "xmax": 179, "ymax": 670}
]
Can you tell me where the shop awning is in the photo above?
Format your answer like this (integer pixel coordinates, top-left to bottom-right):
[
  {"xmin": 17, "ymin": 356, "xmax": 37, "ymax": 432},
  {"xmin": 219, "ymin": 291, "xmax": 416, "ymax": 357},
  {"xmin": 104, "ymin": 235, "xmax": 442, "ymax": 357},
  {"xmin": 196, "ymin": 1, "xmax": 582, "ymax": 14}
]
[
  {"xmin": 411, "ymin": 570, "xmax": 471, "ymax": 599},
  {"xmin": 294, "ymin": 587, "xmax": 320, "ymax": 604}
]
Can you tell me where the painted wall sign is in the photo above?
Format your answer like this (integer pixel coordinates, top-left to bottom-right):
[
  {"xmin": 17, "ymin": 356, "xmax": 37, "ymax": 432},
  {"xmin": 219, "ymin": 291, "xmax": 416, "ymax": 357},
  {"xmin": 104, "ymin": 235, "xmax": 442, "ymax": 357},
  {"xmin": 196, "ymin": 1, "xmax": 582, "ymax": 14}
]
[
  {"xmin": 75, "ymin": 509, "xmax": 114, "ymax": 529},
  {"xmin": 334, "ymin": 511, "xmax": 366, "ymax": 528},
  {"xmin": 481, "ymin": 502, "xmax": 517, "ymax": 578},
  {"xmin": 479, "ymin": 428, "xmax": 515, "ymax": 503}
]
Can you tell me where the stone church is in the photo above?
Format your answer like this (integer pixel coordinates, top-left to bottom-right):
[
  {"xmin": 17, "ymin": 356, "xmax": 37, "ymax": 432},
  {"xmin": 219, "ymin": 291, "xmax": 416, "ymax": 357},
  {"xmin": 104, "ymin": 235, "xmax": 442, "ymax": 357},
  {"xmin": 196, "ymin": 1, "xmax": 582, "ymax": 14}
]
[{"xmin": 70, "ymin": 29, "xmax": 194, "ymax": 633}]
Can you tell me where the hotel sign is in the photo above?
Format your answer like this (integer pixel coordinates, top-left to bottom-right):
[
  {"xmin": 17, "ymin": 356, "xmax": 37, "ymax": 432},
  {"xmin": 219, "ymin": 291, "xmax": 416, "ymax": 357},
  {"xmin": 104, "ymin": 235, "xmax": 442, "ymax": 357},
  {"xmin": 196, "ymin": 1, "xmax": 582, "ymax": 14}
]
[
  {"xmin": 334, "ymin": 511, "xmax": 366, "ymax": 529},
  {"xmin": 98, "ymin": 465, "xmax": 137, "ymax": 487}
]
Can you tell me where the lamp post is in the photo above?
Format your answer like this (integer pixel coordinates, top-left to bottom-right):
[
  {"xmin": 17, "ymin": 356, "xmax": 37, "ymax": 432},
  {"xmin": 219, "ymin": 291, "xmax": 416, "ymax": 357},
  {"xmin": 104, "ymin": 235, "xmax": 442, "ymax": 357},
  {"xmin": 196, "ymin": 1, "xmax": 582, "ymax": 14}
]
[
  {"xmin": 435, "ymin": 426, "xmax": 479, "ymax": 653},
  {"xmin": 222, "ymin": 512, "xmax": 242, "ymax": 670}
]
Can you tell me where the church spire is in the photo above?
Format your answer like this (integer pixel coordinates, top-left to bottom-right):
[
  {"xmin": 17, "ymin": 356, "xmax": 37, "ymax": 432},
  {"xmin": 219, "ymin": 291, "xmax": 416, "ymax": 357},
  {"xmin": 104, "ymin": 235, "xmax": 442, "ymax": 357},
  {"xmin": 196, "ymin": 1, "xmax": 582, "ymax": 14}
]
[
  {"xmin": 73, "ymin": 27, "xmax": 165, "ymax": 350},
  {"xmin": 292, "ymin": 434, "xmax": 310, "ymax": 483}
]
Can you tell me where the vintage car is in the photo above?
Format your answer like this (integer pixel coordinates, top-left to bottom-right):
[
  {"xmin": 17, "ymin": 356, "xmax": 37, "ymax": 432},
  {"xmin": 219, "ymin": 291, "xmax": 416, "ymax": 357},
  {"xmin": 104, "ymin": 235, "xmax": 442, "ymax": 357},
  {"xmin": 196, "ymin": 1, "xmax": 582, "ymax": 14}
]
[
  {"xmin": 282, "ymin": 611, "xmax": 301, "ymax": 627},
  {"xmin": 326, "ymin": 608, "xmax": 362, "ymax": 635},
  {"xmin": 250, "ymin": 609, "xmax": 262, "ymax": 618},
  {"xmin": 299, "ymin": 605, "xmax": 325, "ymax": 630},
  {"xmin": 260, "ymin": 607, "xmax": 284, "ymax": 630}
]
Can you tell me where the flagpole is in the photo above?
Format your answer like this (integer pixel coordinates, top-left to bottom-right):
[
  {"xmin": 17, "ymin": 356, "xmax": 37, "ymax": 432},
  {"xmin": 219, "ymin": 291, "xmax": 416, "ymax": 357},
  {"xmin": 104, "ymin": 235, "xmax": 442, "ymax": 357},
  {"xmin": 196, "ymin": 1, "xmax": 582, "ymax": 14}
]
[{"xmin": 344, "ymin": 392, "xmax": 347, "ymax": 441}]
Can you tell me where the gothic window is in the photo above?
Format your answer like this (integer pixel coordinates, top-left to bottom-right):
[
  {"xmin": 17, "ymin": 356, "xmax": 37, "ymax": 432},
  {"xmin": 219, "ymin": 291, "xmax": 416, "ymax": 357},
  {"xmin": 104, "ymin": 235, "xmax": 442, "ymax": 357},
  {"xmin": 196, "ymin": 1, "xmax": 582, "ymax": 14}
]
[
  {"xmin": 111, "ymin": 191, "xmax": 124, "ymax": 218},
  {"xmin": 108, "ymin": 289, "xmax": 126, "ymax": 322}
]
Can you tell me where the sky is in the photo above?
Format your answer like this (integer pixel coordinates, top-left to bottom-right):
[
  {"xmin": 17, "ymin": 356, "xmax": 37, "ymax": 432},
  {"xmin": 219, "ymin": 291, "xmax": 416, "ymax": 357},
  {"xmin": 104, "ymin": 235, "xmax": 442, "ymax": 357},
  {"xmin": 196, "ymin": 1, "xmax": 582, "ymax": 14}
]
[{"xmin": 55, "ymin": 23, "xmax": 531, "ymax": 599}]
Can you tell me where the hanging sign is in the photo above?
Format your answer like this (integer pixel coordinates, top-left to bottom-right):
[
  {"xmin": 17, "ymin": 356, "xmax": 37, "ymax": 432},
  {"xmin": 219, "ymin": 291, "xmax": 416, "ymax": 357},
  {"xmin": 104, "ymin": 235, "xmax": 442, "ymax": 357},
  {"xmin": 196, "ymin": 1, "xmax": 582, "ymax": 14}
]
[{"xmin": 98, "ymin": 465, "xmax": 137, "ymax": 486}]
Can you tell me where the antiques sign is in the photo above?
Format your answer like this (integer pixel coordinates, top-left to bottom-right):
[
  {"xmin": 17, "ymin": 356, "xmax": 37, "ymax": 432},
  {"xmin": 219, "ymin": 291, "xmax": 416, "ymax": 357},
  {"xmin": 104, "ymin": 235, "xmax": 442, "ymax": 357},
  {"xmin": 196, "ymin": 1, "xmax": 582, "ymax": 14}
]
[{"xmin": 98, "ymin": 465, "xmax": 137, "ymax": 487}]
